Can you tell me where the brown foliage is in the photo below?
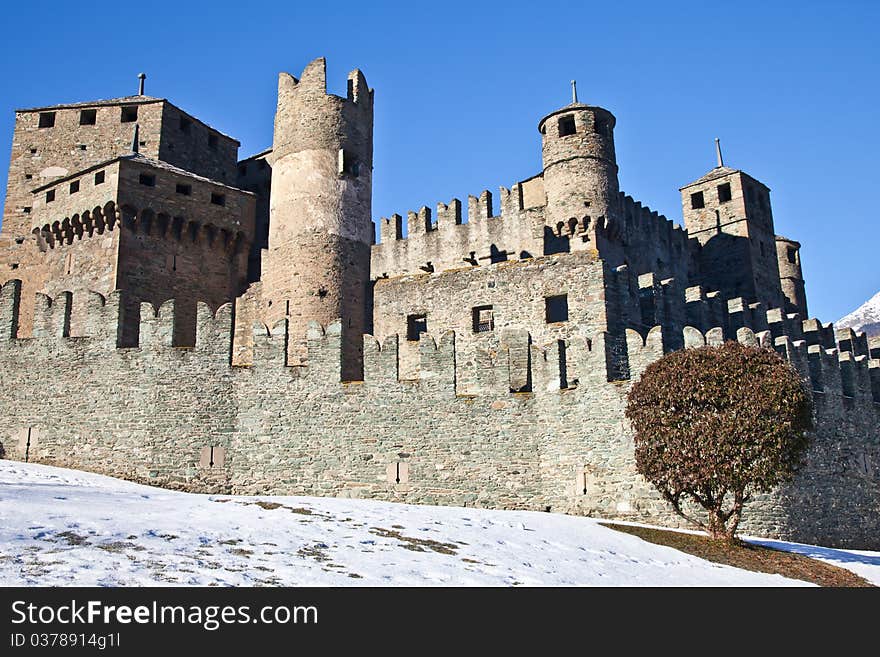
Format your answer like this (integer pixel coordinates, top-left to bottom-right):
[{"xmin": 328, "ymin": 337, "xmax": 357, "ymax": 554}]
[{"xmin": 625, "ymin": 341, "xmax": 813, "ymax": 540}]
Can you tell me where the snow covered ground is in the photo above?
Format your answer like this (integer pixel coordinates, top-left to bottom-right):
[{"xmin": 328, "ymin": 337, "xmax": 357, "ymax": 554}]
[{"xmin": 0, "ymin": 461, "xmax": 876, "ymax": 586}]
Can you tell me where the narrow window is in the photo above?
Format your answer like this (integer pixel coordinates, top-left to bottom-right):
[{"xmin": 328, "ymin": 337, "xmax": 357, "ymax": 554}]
[
  {"xmin": 46, "ymin": 189, "xmax": 55, "ymax": 203},
  {"xmin": 179, "ymin": 117, "xmax": 191, "ymax": 133},
  {"xmin": 38, "ymin": 112, "xmax": 55, "ymax": 128},
  {"xmin": 69, "ymin": 180, "xmax": 80, "ymax": 194},
  {"xmin": 139, "ymin": 173, "xmax": 155, "ymax": 187},
  {"xmin": 406, "ymin": 313, "xmax": 428, "ymax": 341},
  {"xmin": 24, "ymin": 173, "xmax": 33, "ymax": 180},
  {"xmin": 208, "ymin": 133, "xmax": 218, "ymax": 150},
  {"xmin": 545, "ymin": 294, "xmax": 569, "ymax": 323},
  {"xmin": 472, "ymin": 305, "xmax": 494, "ymax": 333},
  {"xmin": 787, "ymin": 246, "xmax": 797, "ymax": 264},
  {"xmin": 690, "ymin": 191, "xmax": 705, "ymax": 209},
  {"xmin": 210, "ymin": 192, "xmax": 225, "ymax": 206},
  {"xmin": 717, "ymin": 182, "xmax": 732, "ymax": 203},
  {"xmin": 121, "ymin": 106, "xmax": 138, "ymax": 123},
  {"xmin": 29, "ymin": 148, "xmax": 37, "ymax": 154},
  {"xmin": 79, "ymin": 109, "xmax": 97, "ymax": 125},
  {"xmin": 22, "ymin": 207, "xmax": 31, "ymax": 214},
  {"xmin": 65, "ymin": 253, "xmax": 74, "ymax": 275},
  {"xmin": 558, "ymin": 114, "xmax": 576, "ymax": 137},
  {"xmin": 94, "ymin": 170, "xmax": 105, "ymax": 185},
  {"xmin": 339, "ymin": 150, "xmax": 359, "ymax": 177},
  {"xmin": 176, "ymin": 183, "xmax": 192, "ymax": 196}
]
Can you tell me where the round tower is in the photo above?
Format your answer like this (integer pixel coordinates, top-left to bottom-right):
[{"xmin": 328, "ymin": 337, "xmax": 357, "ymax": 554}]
[
  {"xmin": 775, "ymin": 236, "xmax": 808, "ymax": 317},
  {"xmin": 538, "ymin": 101, "xmax": 621, "ymax": 243},
  {"xmin": 263, "ymin": 57, "xmax": 374, "ymax": 379}
]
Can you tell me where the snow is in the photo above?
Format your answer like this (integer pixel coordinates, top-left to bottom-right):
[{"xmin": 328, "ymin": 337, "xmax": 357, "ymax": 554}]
[
  {"xmin": 0, "ymin": 461, "xmax": 876, "ymax": 587},
  {"xmin": 837, "ymin": 289, "xmax": 880, "ymax": 337}
]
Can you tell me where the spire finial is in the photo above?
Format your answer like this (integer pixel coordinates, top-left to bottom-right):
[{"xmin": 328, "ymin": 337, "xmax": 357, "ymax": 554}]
[
  {"xmin": 714, "ymin": 137, "xmax": 724, "ymax": 168},
  {"xmin": 137, "ymin": 72, "xmax": 146, "ymax": 96},
  {"xmin": 130, "ymin": 123, "xmax": 140, "ymax": 154},
  {"xmin": 571, "ymin": 80, "xmax": 578, "ymax": 104}
]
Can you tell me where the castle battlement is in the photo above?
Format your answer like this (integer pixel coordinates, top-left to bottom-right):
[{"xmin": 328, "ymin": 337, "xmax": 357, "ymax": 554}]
[{"xmin": 1, "ymin": 60, "xmax": 877, "ymax": 550}]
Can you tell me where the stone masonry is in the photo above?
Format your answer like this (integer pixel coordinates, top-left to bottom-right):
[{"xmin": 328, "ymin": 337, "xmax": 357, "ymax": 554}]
[{"xmin": 0, "ymin": 58, "xmax": 877, "ymax": 549}]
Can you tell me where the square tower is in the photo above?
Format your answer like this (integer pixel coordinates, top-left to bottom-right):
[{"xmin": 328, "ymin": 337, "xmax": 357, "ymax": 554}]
[{"xmin": 681, "ymin": 166, "xmax": 784, "ymax": 310}]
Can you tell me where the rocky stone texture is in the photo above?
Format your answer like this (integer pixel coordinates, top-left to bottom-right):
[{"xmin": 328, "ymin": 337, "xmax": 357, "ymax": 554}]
[{"xmin": 0, "ymin": 58, "xmax": 877, "ymax": 550}]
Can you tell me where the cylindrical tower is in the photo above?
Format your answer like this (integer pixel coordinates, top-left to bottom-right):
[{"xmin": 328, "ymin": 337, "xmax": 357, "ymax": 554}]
[
  {"xmin": 775, "ymin": 236, "xmax": 808, "ymax": 317},
  {"xmin": 262, "ymin": 57, "xmax": 374, "ymax": 379},
  {"xmin": 538, "ymin": 102, "xmax": 621, "ymax": 245}
]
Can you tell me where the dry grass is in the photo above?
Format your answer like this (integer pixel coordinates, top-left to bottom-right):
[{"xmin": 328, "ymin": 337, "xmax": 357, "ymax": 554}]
[{"xmin": 600, "ymin": 522, "xmax": 873, "ymax": 587}]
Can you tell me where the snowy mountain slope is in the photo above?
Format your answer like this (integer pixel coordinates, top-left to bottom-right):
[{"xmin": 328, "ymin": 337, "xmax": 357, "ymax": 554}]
[
  {"xmin": 837, "ymin": 290, "xmax": 880, "ymax": 337},
  {"xmin": 0, "ymin": 461, "xmax": 875, "ymax": 587}
]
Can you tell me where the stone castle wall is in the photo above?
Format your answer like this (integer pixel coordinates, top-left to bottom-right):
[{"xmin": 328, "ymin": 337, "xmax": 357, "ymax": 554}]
[{"xmin": 0, "ymin": 277, "xmax": 877, "ymax": 549}]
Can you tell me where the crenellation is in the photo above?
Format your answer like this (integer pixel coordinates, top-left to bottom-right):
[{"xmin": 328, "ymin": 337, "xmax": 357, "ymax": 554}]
[{"xmin": 0, "ymin": 60, "xmax": 876, "ymax": 550}]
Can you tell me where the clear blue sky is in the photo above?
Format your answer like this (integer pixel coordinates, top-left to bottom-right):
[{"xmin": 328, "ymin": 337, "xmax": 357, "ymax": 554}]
[{"xmin": 1, "ymin": 0, "xmax": 877, "ymax": 321}]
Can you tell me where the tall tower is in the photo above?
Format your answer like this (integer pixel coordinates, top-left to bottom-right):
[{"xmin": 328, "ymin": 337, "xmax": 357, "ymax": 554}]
[
  {"xmin": 680, "ymin": 156, "xmax": 784, "ymax": 310},
  {"xmin": 775, "ymin": 236, "xmax": 807, "ymax": 317},
  {"xmin": 537, "ymin": 99, "xmax": 622, "ymax": 256},
  {"xmin": 262, "ymin": 58, "xmax": 374, "ymax": 379}
]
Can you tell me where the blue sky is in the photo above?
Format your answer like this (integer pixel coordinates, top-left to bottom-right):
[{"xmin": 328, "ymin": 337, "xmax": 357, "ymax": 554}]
[{"xmin": 1, "ymin": 0, "xmax": 877, "ymax": 321}]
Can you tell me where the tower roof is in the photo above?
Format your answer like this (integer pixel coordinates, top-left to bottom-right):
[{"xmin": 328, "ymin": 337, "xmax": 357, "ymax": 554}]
[
  {"xmin": 537, "ymin": 102, "xmax": 614, "ymax": 133},
  {"xmin": 16, "ymin": 95, "xmax": 163, "ymax": 113}
]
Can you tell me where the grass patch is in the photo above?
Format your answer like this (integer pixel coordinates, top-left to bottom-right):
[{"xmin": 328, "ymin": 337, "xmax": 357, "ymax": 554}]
[{"xmin": 601, "ymin": 522, "xmax": 872, "ymax": 587}]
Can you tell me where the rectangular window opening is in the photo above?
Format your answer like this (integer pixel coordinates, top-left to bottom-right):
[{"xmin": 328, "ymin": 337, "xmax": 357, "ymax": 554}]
[
  {"xmin": 121, "ymin": 106, "xmax": 138, "ymax": 123},
  {"xmin": 94, "ymin": 170, "xmax": 105, "ymax": 185},
  {"xmin": 558, "ymin": 114, "xmax": 576, "ymax": 137},
  {"xmin": 45, "ymin": 189, "xmax": 55, "ymax": 203},
  {"xmin": 787, "ymin": 247, "xmax": 797, "ymax": 264},
  {"xmin": 79, "ymin": 109, "xmax": 97, "ymax": 125},
  {"xmin": 406, "ymin": 313, "xmax": 428, "ymax": 341},
  {"xmin": 69, "ymin": 180, "xmax": 80, "ymax": 194},
  {"xmin": 210, "ymin": 192, "xmax": 225, "ymax": 206},
  {"xmin": 545, "ymin": 294, "xmax": 569, "ymax": 323},
  {"xmin": 472, "ymin": 305, "xmax": 494, "ymax": 333},
  {"xmin": 690, "ymin": 191, "xmax": 705, "ymax": 209},
  {"xmin": 139, "ymin": 173, "xmax": 156, "ymax": 187},
  {"xmin": 38, "ymin": 112, "xmax": 55, "ymax": 128},
  {"xmin": 339, "ymin": 150, "xmax": 360, "ymax": 177},
  {"xmin": 717, "ymin": 182, "xmax": 732, "ymax": 203},
  {"xmin": 176, "ymin": 183, "xmax": 192, "ymax": 196}
]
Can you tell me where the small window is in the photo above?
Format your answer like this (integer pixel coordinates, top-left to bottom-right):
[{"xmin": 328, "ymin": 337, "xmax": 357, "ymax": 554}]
[
  {"xmin": 210, "ymin": 193, "xmax": 225, "ymax": 206},
  {"xmin": 472, "ymin": 305, "xmax": 494, "ymax": 333},
  {"xmin": 208, "ymin": 134, "xmax": 218, "ymax": 149},
  {"xmin": 78, "ymin": 144, "xmax": 87, "ymax": 151},
  {"xmin": 121, "ymin": 106, "xmax": 138, "ymax": 123},
  {"xmin": 24, "ymin": 174, "xmax": 33, "ymax": 180},
  {"xmin": 787, "ymin": 246, "xmax": 797, "ymax": 264},
  {"xmin": 179, "ymin": 117, "xmax": 191, "ymax": 133},
  {"xmin": 176, "ymin": 183, "xmax": 192, "ymax": 196},
  {"xmin": 94, "ymin": 170, "xmax": 105, "ymax": 185},
  {"xmin": 690, "ymin": 191, "xmax": 705, "ymax": 209},
  {"xmin": 340, "ymin": 150, "xmax": 359, "ymax": 177},
  {"xmin": 29, "ymin": 148, "xmax": 37, "ymax": 154},
  {"xmin": 406, "ymin": 313, "xmax": 428, "ymax": 341},
  {"xmin": 545, "ymin": 294, "xmax": 569, "ymax": 323},
  {"xmin": 139, "ymin": 173, "xmax": 155, "ymax": 187},
  {"xmin": 22, "ymin": 207, "xmax": 31, "ymax": 214},
  {"xmin": 238, "ymin": 164, "xmax": 247, "ymax": 176},
  {"xmin": 38, "ymin": 112, "xmax": 55, "ymax": 128},
  {"xmin": 717, "ymin": 182, "xmax": 732, "ymax": 203},
  {"xmin": 558, "ymin": 114, "xmax": 576, "ymax": 137},
  {"xmin": 69, "ymin": 180, "xmax": 79, "ymax": 194},
  {"xmin": 79, "ymin": 109, "xmax": 97, "ymax": 125},
  {"xmin": 46, "ymin": 189, "xmax": 55, "ymax": 203}
]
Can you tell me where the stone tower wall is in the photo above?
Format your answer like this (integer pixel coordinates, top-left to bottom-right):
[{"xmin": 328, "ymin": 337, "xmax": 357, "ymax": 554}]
[
  {"xmin": 0, "ymin": 278, "xmax": 876, "ymax": 550},
  {"xmin": 261, "ymin": 58, "xmax": 373, "ymax": 379}
]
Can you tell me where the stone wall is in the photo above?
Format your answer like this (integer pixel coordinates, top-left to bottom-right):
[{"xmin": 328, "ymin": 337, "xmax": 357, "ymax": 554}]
[{"xmin": 0, "ymin": 279, "xmax": 876, "ymax": 550}]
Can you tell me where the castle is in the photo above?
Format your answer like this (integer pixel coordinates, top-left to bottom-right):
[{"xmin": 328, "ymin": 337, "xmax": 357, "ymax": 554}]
[{"xmin": 1, "ymin": 58, "xmax": 877, "ymax": 548}]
